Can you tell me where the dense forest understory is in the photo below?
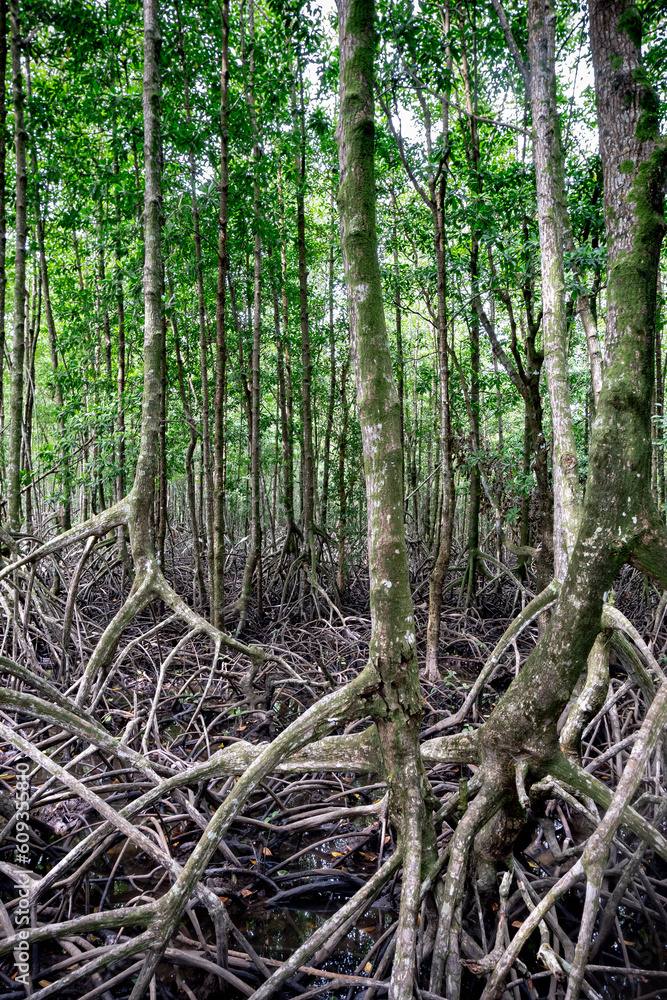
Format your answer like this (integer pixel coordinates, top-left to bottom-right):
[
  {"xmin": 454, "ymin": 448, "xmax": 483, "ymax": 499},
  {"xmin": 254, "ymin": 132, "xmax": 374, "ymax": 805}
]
[{"xmin": 0, "ymin": 0, "xmax": 665, "ymax": 998}]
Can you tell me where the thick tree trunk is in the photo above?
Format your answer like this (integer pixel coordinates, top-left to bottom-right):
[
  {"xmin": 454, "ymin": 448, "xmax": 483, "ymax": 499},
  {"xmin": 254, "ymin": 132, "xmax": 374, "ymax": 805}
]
[
  {"xmin": 482, "ymin": 0, "xmax": 666, "ymax": 828},
  {"xmin": 476, "ymin": 8, "xmax": 666, "ymax": 994},
  {"xmin": 336, "ymin": 1, "xmax": 433, "ymax": 994},
  {"xmin": 656, "ymin": 324, "xmax": 665, "ymax": 508},
  {"xmin": 6, "ymin": 0, "xmax": 26, "ymax": 532}
]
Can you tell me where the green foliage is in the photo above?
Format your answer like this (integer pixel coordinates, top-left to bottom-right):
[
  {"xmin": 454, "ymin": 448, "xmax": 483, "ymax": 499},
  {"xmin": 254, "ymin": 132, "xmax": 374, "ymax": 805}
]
[{"xmin": 0, "ymin": 0, "xmax": 664, "ymax": 566}]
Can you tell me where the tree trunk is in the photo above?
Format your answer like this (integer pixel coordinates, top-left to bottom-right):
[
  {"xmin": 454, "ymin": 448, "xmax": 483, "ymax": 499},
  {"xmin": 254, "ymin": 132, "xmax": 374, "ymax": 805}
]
[
  {"xmin": 6, "ymin": 0, "xmax": 26, "ymax": 532},
  {"xmin": 129, "ymin": 0, "xmax": 164, "ymax": 565},
  {"xmin": 98, "ymin": 206, "xmax": 112, "ymax": 383},
  {"xmin": 337, "ymin": 357, "xmax": 350, "ymax": 596},
  {"xmin": 655, "ymin": 322, "xmax": 664, "ymax": 511},
  {"xmin": 425, "ymin": 14, "xmax": 455, "ymax": 680},
  {"xmin": 293, "ymin": 65, "xmax": 315, "ymax": 580},
  {"xmin": 22, "ymin": 277, "xmax": 38, "ymax": 534},
  {"xmin": 237, "ymin": 0, "xmax": 262, "ymax": 628},
  {"xmin": 212, "ymin": 0, "xmax": 229, "ymax": 627},
  {"xmin": 170, "ymin": 273, "xmax": 205, "ymax": 605},
  {"xmin": 457, "ymin": 7, "xmax": 481, "ymax": 608},
  {"xmin": 0, "ymin": 0, "xmax": 6, "ymax": 431},
  {"xmin": 29, "ymin": 111, "xmax": 71, "ymax": 533},
  {"xmin": 391, "ymin": 188, "xmax": 405, "ymax": 495},
  {"xmin": 173, "ymin": 1, "xmax": 214, "ymax": 598},
  {"xmin": 527, "ymin": 0, "xmax": 581, "ymax": 579},
  {"xmin": 113, "ymin": 149, "xmax": 125, "ymax": 505},
  {"xmin": 321, "ymin": 184, "xmax": 336, "ymax": 528},
  {"xmin": 336, "ymin": 1, "xmax": 433, "ymax": 994},
  {"xmin": 475, "ymin": 272, "xmax": 553, "ymax": 588},
  {"xmin": 481, "ymin": 0, "xmax": 667, "ymax": 854},
  {"xmin": 156, "ymin": 328, "xmax": 168, "ymax": 568},
  {"xmin": 276, "ymin": 163, "xmax": 297, "ymax": 549}
]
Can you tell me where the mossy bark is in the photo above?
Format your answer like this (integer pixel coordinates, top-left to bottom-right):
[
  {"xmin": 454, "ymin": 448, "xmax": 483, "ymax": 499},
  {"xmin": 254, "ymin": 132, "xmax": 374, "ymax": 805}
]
[
  {"xmin": 336, "ymin": 0, "xmax": 433, "ymax": 993},
  {"xmin": 480, "ymin": 0, "xmax": 666, "ymax": 779}
]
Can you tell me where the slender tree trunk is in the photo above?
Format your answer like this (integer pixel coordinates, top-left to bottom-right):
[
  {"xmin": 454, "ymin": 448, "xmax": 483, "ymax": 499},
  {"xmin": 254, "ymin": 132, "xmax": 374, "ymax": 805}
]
[
  {"xmin": 526, "ymin": 373, "xmax": 553, "ymax": 589},
  {"xmin": 276, "ymin": 163, "xmax": 297, "ymax": 548},
  {"xmin": 337, "ymin": 2, "xmax": 434, "ymax": 994},
  {"xmin": 425, "ymin": 13, "xmax": 455, "ymax": 680},
  {"xmin": 237, "ymin": 0, "xmax": 262, "ymax": 627},
  {"xmin": 156, "ymin": 329, "xmax": 168, "ymax": 568},
  {"xmin": 98, "ymin": 205, "xmax": 112, "ymax": 383},
  {"xmin": 113, "ymin": 150, "xmax": 125, "ymax": 504},
  {"xmin": 337, "ymin": 357, "xmax": 350, "ymax": 596},
  {"xmin": 174, "ymin": 0, "xmax": 214, "ymax": 596},
  {"xmin": 321, "ymin": 185, "xmax": 336, "ymax": 528},
  {"xmin": 466, "ymin": 255, "xmax": 481, "ymax": 608},
  {"xmin": 390, "ymin": 183, "xmax": 405, "ymax": 491},
  {"xmin": 22, "ymin": 279, "xmax": 37, "ymax": 534},
  {"xmin": 527, "ymin": 0, "xmax": 581, "ymax": 579},
  {"xmin": 475, "ymin": 271, "xmax": 554, "ymax": 588},
  {"xmin": 212, "ymin": 0, "xmax": 229, "ymax": 627},
  {"xmin": 293, "ymin": 65, "xmax": 315, "ymax": 578},
  {"xmin": 410, "ymin": 347, "xmax": 418, "ymax": 532},
  {"xmin": 170, "ymin": 272, "xmax": 205, "ymax": 604},
  {"xmin": 273, "ymin": 288, "xmax": 295, "ymax": 539},
  {"xmin": 112, "ymin": 146, "xmax": 131, "ymax": 576},
  {"xmin": 129, "ymin": 0, "xmax": 164, "ymax": 565},
  {"xmin": 0, "ymin": 0, "xmax": 6, "ymax": 431},
  {"xmin": 458, "ymin": 8, "xmax": 481, "ymax": 608},
  {"xmin": 425, "ymin": 220, "xmax": 455, "ymax": 676},
  {"xmin": 6, "ymin": 0, "xmax": 26, "ymax": 532},
  {"xmin": 29, "ymin": 110, "xmax": 71, "ymax": 532},
  {"xmin": 519, "ymin": 407, "xmax": 531, "ymax": 577}
]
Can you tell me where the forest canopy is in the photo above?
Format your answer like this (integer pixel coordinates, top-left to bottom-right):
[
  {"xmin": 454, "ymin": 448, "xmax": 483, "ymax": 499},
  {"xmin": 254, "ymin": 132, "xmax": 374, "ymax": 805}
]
[{"xmin": 0, "ymin": 0, "xmax": 665, "ymax": 998}]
